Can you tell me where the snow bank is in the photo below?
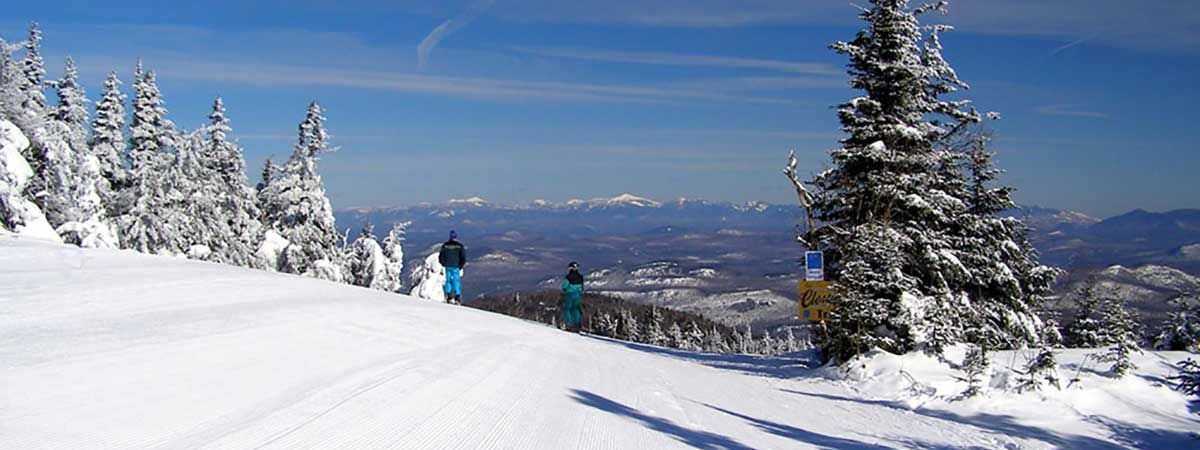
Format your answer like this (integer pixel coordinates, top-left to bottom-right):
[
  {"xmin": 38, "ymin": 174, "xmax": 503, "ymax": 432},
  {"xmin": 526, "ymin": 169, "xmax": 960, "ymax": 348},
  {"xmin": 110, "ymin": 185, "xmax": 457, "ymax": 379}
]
[
  {"xmin": 825, "ymin": 346, "xmax": 1199, "ymax": 448},
  {"xmin": 0, "ymin": 120, "xmax": 60, "ymax": 242}
]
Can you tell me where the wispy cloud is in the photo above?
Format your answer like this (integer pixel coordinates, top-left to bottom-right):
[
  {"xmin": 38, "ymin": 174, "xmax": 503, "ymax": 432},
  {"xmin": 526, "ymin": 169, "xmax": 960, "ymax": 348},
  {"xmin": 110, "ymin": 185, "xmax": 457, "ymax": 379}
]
[
  {"xmin": 1036, "ymin": 104, "xmax": 1109, "ymax": 119},
  {"xmin": 417, "ymin": 0, "xmax": 495, "ymax": 71},
  {"xmin": 98, "ymin": 56, "xmax": 802, "ymax": 105},
  {"xmin": 1049, "ymin": 35, "xmax": 1096, "ymax": 55},
  {"xmin": 405, "ymin": 0, "xmax": 1200, "ymax": 51},
  {"xmin": 511, "ymin": 47, "xmax": 840, "ymax": 75}
]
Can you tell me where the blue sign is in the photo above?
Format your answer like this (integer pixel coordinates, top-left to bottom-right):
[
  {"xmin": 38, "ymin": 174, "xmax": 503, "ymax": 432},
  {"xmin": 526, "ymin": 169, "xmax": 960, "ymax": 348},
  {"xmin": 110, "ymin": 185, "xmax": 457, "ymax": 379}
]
[{"xmin": 805, "ymin": 251, "xmax": 824, "ymax": 281}]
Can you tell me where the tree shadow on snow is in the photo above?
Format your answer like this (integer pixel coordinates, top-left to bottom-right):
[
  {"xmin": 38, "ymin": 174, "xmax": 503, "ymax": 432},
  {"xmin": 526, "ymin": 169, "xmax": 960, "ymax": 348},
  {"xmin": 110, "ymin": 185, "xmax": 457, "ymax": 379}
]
[
  {"xmin": 781, "ymin": 389, "xmax": 1200, "ymax": 450},
  {"xmin": 585, "ymin": 335, "xmax": 821, "ymax": 379},
  {"xmin": 568, "ymin": 389, "xmax": 756, "ymax": 450},
  {"xmin": 701, "ymin": 403, "xmax": 896, "ymax": 450}
]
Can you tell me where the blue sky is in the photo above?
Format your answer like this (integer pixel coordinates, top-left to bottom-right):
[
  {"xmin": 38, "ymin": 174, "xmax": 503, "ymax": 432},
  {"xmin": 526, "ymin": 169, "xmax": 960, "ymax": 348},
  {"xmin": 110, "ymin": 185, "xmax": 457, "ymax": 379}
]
[{"xmin": 3, "ymin": 0, "xmax": 1197, "ymax": 217}]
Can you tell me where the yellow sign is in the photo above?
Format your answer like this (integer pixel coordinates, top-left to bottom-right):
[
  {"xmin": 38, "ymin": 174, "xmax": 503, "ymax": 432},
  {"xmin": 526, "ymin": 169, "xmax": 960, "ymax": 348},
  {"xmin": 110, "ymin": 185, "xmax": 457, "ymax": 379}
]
[{"xmin": 798, "ymin": 281, "xmax": 833, "ymax": 322}]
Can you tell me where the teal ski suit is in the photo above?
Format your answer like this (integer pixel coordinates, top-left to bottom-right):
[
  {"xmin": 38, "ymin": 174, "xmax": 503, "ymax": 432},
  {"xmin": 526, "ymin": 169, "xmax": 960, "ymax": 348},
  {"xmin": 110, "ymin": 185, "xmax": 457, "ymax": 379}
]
[{"xmin": 562, "ymin": 272, "xmax": 584, "ymax": 329}]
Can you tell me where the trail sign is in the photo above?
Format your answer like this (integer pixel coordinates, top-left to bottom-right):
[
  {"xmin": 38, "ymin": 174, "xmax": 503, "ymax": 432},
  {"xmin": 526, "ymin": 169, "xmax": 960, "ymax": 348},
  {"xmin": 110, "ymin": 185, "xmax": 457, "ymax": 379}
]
[
  {"xmin": 798, "ymin": 280, "xmax": 833, "ymax": 322},
  {"xmin": 805, "ymin": 251, "xmax": 824, "ymax": 281}
]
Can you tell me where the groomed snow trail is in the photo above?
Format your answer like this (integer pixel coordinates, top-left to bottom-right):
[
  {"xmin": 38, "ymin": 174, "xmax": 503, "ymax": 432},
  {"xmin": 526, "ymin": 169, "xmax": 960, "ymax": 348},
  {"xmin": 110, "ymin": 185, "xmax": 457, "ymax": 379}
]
[{"xmin": 0, "ymin": 237, "xmax": 1187, "ymax": 449}]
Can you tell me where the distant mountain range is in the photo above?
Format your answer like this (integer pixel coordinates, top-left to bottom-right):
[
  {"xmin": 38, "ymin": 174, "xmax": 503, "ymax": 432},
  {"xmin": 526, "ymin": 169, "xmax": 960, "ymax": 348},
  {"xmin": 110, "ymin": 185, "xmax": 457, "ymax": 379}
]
[{"xmin": 335, "ymin": 196, "xmax": 1199, "ymax": 331}]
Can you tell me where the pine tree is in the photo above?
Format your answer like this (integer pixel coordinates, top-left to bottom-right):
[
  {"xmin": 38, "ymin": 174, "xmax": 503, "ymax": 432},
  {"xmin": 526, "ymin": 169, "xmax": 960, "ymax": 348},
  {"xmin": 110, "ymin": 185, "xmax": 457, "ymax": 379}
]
[
  {"xmin": 737, "ymin": 324, "xmax": 755, "ymax": 354},
  {"xmin": 201, "ymin": 97, "xmax": 263, "ymax": 267},
  {"xmin": 683, "ymin": 322, "xmax": 705, "ymax": 351},
  {"xmin": 257, "ymin": 158, "xmax": 275, "ymax": 194},
  {"xmin": 118, "ymin": 67, "xmax": 179, "ymax": 254},
  {"xmin": 259, "ymin": 101, "xmax": 343, "ymax": 281},
  {"xmin": 808, "ymin": 0, "xmax": 1042, "ymax": 361},
  {"xmin": 378, "ymin": 222, "xmax": 408, "ymax": 293},
  {"xmin": 705, "ymin": 326, "xmax": 729, "ymax": 353},
  {"xmin": 618, "ymin": 309, "xmax": 642, "ymax": 343},
  {"xmin": 36, "ymin": 57, "xmax": 117, "ymax": 248},
  {"xmin": 949, "ymin": 132, "xmax": 1060, "ymax": 350},
  {"xmin": 1154, "ymin": 295, "xmax": 1200, "ymax": 352},
  {"xmin": 759, "ymin": 331, "xmax": 776, "ymax": 355},
  {"xmin": 593, "ymin": 312, "xmax": 617, "ymax": 337},
  {"xmin": 1065, "ymin": 277, "xmax": 1108, "ymax": 348},
  {"xmin": 1096, "ymin": 291, "xmax": 1142, "ymax": 378},
  {"xmin": 645, "ymin": 307, "xmax": 667, "ymax": 347},
  {"xmin": 127, "ymin": 69, "xmax": 174, "ymax": 179},
  {"xmin": 19, "ymin": 22, "xmax": 46, "ymax": 118},
  {"xmin": 1015, "ymin": 347, "xmax": 1061, "ymax": 392},
  {"xmin": 347, "ymin": 223, "xmax": 387, "ymax": 289},
  {"xmin": 667, "ymin": 322, "xmax": 685, "ymax": 349},
  {"xmin": 51, "ymin": 58, "xmax": 87, "ymax": 134},
  {"xmin": 1169, "ymin": 359, "xmax": 1200, "ymax": 397},
  {"xmin": 958, "ymin": 344, "xmax": 988, "ymax": 397},
  {"xmin": 90, "ymin": 72, "xmax": 126, "ymax": 204}
]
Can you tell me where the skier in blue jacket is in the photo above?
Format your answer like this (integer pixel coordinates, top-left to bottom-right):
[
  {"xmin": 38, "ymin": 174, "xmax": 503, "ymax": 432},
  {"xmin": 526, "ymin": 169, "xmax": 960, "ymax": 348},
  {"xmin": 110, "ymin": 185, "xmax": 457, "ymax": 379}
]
[
  {"xmin": 561, "ymin": 262, "xmax": 584, "ymax": 332},
  {"xmin": 439, "ymin": 230, "xmax": 466, "ymax": 304}
]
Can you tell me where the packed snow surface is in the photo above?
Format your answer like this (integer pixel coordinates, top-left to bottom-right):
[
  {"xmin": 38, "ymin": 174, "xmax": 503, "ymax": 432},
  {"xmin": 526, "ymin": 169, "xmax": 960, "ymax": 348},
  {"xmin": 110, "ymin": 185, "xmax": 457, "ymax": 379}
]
[{"xmin": 2, "ymin": 237, "xmax": 1197, "ymax": 449}]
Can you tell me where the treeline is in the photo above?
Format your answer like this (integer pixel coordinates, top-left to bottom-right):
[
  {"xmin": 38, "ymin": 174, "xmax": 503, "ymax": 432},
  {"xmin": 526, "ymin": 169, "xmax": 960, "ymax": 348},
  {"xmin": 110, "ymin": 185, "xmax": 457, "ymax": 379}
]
[
  {"xmin": 0, "ymin": 23, "xmax": 405, "ymax": 292},
  {"xmin": 470, "ymin": 291, "xmax": 806, "ymax": 356}
]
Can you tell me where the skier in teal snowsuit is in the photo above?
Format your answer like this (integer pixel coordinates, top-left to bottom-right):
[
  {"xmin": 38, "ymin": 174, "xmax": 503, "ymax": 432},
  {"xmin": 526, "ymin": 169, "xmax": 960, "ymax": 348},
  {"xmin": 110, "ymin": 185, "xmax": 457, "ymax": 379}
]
[{"xmin": 561, "ymin": 262, "xmax": 584, "ymax": 332}]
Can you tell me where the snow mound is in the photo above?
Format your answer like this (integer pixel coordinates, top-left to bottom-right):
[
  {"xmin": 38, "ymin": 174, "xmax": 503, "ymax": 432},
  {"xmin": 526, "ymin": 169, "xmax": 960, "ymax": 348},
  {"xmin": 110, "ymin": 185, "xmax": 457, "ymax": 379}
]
[{"xmin": 825, "ymin": 346, "xmax": 1199, "ymax": 448}]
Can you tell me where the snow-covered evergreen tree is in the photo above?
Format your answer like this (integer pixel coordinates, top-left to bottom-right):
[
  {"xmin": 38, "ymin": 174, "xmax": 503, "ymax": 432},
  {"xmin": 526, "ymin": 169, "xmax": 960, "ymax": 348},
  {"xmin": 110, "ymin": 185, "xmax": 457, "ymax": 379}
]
[
  {"xmin": 666, "ymin": 322, "xmax": 685, "ymax": 349},
  {"xmin": 347, "ymin": 223, "xmax": 387, "ymax": 289},
  {"xmin": 805, "ymin": 0, "xmax": 1057, "ymax": 361},
  {"xmin": 127, "ymin": 68, "xmax": 174, "ymax": 181},
  {"xmin": 90, "ymin": 71, "xmax": 126, "ymax": 201},
  {"xmin": 1065, "ymin": 278, "xmax": 1108, "ymax": 348},
  {"xmin": 377, "ymin": 222, "xmax": 408, "ymax": 293},
  {"xmin": 200, "ymin": 97, "xmax": 263, "ymax": 267},
  {"xmin": 259, "ymin": 102, "xmax": 342, "ymax": 280},
  {"xmin": 118, "ymin": 67, "xmax": 179, "ymax": 254},
  {"xmin": 952, "ymin": 132, "xmax": 1059, "ymax": 349},
  {"xmin": 18, "ymin": 23, "xmax": 46, "ymax": 118},
  {"xmin": 1169, "ymin": 359, "xmax": 1200, "ymax": 397},
  {"xmin": 36, "ymin": 58, "xmax": 117, "ymax": 248},
  {"xmin": 958, "ymin": 344, "xmax": 987, "ymax": 397},
  {"xmin": 737, "ymin": 324, "xmax": 755, "ymax": 354},
  {"xmin": 1154, "ymin": 295, "xmax": 1200, "ymax": 352},
  {"xmin": 1016, "ymin": 347, "xmax": 1061, "ymax": 392},
  {"xmin": 594, "ymin": 312, "xmax": 618, "ymax": 337},
  {"xmin": 618, "ymin": 309, "xmax": 642, "ymax": 343},
  {"xmin": 683, "ymin": 322, "xmax": 705, "ymax": 351},
  {"xmin": 705, "ymin": 326, "xmax": 729, "ymax": 353},
  {"xmin": 645, "ymin": 307, "xmax": 667, "ymax": 346},
  {"xmin": 759, "ymin": 331, "xmax": 776, "ymax": 355},
  {"xmin": 1095, "ymin": 292, "xmax": 1142, "ymax": 378},
  {"xmin": 50, "ymin": 57, "xmax": 86, "ymax": 134}
]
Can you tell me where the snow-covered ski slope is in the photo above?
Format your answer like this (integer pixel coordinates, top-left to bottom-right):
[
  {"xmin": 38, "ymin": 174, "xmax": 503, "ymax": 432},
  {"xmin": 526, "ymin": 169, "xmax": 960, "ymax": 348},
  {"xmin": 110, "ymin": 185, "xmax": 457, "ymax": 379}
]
[{"xmin": 2, "ymin": 236, "xmax": 1197, "ymax": 449}]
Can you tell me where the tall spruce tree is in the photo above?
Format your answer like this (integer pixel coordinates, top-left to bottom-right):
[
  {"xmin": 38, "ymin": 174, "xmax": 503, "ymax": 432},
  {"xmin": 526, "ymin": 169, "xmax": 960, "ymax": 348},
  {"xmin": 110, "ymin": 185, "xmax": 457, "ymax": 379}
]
[
  {"xmin": 807, "ymin": 1, "xmax": 1052, "ymax": 361},
  {"xmin": 1154, "ymin": 295, "xmax": 1200, "ymax": 352},
  {"xmin": 1065, "ymin": 277, "xmax": 1108, "ymax": 348},
  {"xmin": 347, "ymin": 223, "xmax": 386, "ymax": 289},
  {"xmin": 118, "ymin": 67, "xmax": 179, "ymax": 254},
  {"xmin": 19, "ymin": 22, "xmax": 46, "ymax": 119},
  {"xmin": 201, "ymin": 97, "xmax": 264, "ymax": 267},
  {"xmin": 259, "ymin": 101, "xmax": 343, "ymax": 280},
  {"xmin": 378, "ymin": 222, "xmax": 408, "ymax": 292},
  {"xmin": 40, "ymin": 58, "xmax": 116, "ymax": 248},
  {"xmin": 90, "ymin": 72, "xmax": 126, "ymax": 204},
  {"xmin": 1096, "ymin": 291, "xmax": 1142, "ymax": 378}
]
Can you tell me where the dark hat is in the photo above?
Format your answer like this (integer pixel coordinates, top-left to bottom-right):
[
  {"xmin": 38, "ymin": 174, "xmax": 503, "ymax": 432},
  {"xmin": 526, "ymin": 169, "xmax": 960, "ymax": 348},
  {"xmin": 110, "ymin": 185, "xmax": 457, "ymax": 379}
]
[
  {"xmin": 568, "ymin": 261, "xmax": 579, "ymax": 270},
  {"xmin": 449, "ymin": 230, "xmax": 458, "ymax": 240}
]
